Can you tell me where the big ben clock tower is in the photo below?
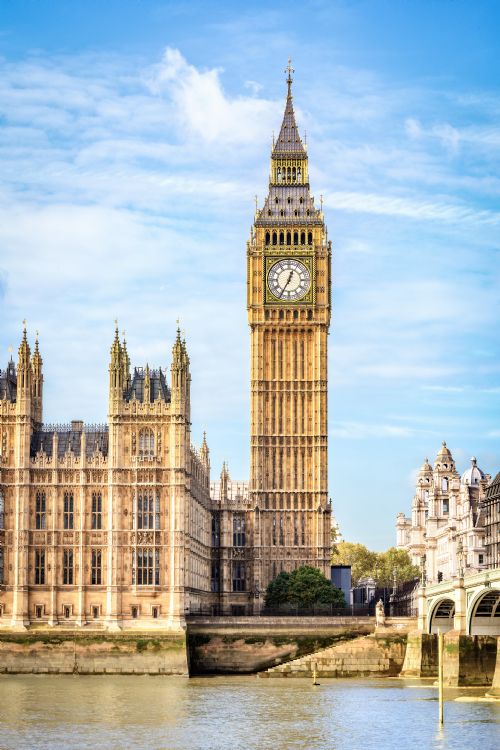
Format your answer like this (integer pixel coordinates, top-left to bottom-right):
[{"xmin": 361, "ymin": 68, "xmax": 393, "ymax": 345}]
[{"xmin": 247, "ymin": 63, "xmax": 332, "ymax": 596}]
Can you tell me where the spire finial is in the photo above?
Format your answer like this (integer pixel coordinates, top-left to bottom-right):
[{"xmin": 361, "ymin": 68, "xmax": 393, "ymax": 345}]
[{"xmin": 285, "ymin": 57, "xmax": 294, "ymax": 95}]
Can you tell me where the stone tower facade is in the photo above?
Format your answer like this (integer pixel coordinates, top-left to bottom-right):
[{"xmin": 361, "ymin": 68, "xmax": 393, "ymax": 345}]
[
  {"xmin": 247, "ymin": 65, "xmax": 332, "ymax": 595},
  {"xmin": 0, "ymin": 326, "xmax": 213, "ymax": 629}
]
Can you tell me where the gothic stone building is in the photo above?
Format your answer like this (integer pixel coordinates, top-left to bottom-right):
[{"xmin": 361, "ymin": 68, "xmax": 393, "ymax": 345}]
[
  {"xmin": 0, "ymin": 68, "xmax": 332, "ymax": 628},
  {"xmin": 0, "ymin": 327, "xmax": 213, "ymax": 629},
  {"xmin": 396, "ymin": 442, "xmax": 491, "ymax": 584}
]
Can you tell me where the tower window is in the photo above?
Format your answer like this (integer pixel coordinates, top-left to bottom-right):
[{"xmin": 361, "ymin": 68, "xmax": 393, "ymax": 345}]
[
  {"xmin": 233, "ymin": 513, "xmax": 246, "ymax": 547},
  {"xmin": 265, "ymin": 232, "xmax": 270, "ymax": 245},
  {"xmin": 293, "ymin": 232, "xmax": 298, "ymax": 245},
  {"xmin": 286, "ymin": 231, "xmax": 291, "ymax": 245},
  {"xmin": 133, "ymin": 548, "xmax": 160, "ymax": 586},
  {"xmin": 0, "ymin": 490, "xmax": 3, "ymax": 529},
  {"xmin": 279, "ymin": 231, "xmax": 284, "ymax": 244},
  {"xmin": 136, "ymin": 490, "xmax": 160, "ymax": 530},
  {"xmin": 91, "ymin": 548, "xmax": 102, "ymax": 585},
  {"xmin": 63, "ymin": 492, "xmax": 74, "ymax": 530},
  {"xmin": 35, "ymin": 491, "xmax": 46, "ymax": 530},
  {"xmin": 308, "ymin": 232, "xmax": 313, "ymax": 244},
  {"xmin": 63, "ymin": 548, "xmax": 74, "ymax": 585},
  {"xmin": 280, "ymin": 210, "xmax": 284, "ymax": 217},
  {"xmin": 232, "ymin": 562, "xmax": 246, "ymax": 592},
  {"xmin": 287, "ymin": 197, "xmax": 291, "ymax": 204},
  {"xmin": 91, "ymin": 492, "xmax": 102, "ymax": 529},
  {"xmin": 301, "ymin": 232, "xmax": 305, "ymax": 244},
  {"xmin": 138, "ymin": 428, "xmax": 154, "ymax": 458},
  {"xmin": 272, "ymin": 232, "xmax": 277, "ymax": 245},
  {"xmin": 35, "ymin": 549, "xmax": 45, "ymax": 584}
]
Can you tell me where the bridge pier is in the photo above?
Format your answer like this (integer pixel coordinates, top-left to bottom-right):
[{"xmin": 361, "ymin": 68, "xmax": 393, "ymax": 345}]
[{"xmin": 486, "ymin": 637, "xmax": 500, "ymax": 698}]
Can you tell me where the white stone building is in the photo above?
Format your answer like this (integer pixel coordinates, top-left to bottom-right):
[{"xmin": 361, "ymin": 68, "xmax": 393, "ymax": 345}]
[{"xmin": 396, "ymin": 442, "xmax": 490, "ymax": 584}]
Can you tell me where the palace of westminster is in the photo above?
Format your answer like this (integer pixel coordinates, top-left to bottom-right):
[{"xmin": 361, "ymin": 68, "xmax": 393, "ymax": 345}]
[{"xmin": 0, "ymin": 67, "xmax": 333, "ymax": 629}]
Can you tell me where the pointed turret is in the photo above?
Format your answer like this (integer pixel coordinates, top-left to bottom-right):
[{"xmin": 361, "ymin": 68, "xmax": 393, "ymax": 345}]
[
  {"xmin": 108, "ymin": 322, "xmax": 124, "ymax": 403},
  {"xmin": 171, "ymin": 326, "xmax": 190, "ymax": 417},
  {"xmin": 144, "ymin": 363, "xmax": 151, "ymax": 403},
  {"xmin": 220, "ymin": 461, "xmax": 230, "ymax": 501},
  {"xmin": 121, "ymin": 331, "xmax": 131, "ymax": 391},
  {"xmin": 31, "ymin": 332, "xmax": 43, "ymax": 424},
  {"xmin": 16, "ymin": 321, "xmax": 32, "ymax": 397},
  {"xmin": 200, "ymin": 431, "xmax": 210, "ymax": 469}
]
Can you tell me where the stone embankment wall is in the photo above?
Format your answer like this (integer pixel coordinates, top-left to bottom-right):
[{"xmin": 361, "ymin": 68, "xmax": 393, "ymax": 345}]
[
  {"xmin": 0, "ymin": 632, "xmax": 188, "ymax": 675},
  {"xmin": 262, "ymin": 632, "xmax": 407, "ymax": 678},
  {"xmin": 187, "ymin": 616, "xmax": 379, "ymax": 674}
]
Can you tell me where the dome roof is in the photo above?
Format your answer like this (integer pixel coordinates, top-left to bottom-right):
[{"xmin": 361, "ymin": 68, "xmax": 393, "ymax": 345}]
[
  {"xmin": 436, "ymin": 441, "xmax": 452, "ymax": 460},
  {"xmin": 419, "ymin": 457, "xmax": 433, "ymax": 474},
  {"xmin": 461, "ymin": 457, "xmax": 485, "ymax": 486}
]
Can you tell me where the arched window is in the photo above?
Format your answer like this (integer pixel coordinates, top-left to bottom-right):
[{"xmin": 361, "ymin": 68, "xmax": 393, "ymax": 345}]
[
  {"xmin": 136, "ymin": 490, "xmax": 160, "ymax": 529},
  {"xmin": 277, "ymin": 167, "xmax": 281, "ymax": 182},
  {"xmin": 292, "ymin": 166, "xmax": 296, "ymax": 181},
  {"xmin": 139, "ymin": 428, "xmax": 154, "ymax": 458},
  {"xmin": 286, "ymin": 231, "xmax": 291, "ymax": 245},
  {"xmin": 301, "ymin": 232, "xmax": 306, "ymax": 244},
  {"xmin": 287, "ymin": 167, "xmax": 291, "ymax": 182},
  {"xmin": 293, "ymin": 232, "xmax": 298, "ymax": 245},
  {"xmin": 308, "ymin": 231, "xmax": 313, "ymax": 244},
  {"xmin": 279, "ymin": 232, "xmax": 284, "ymax": 245},
  {"xmin": 272, "ymin": 232, "xmax": 277, "ymax": 245},
  {"xmin": 297, "ymin": 167, "xmax": 302, "ymax": 182},
  {"xmin": 265, "ymin": 232, "xmax": 270, "ymax": 245},
  {"xmin": 442, "ymin": 477, "xmax": 448, "ymax": 492}
]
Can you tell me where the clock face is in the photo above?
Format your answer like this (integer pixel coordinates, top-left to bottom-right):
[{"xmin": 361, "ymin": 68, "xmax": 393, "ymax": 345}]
[{"xmin": 267, "ymin": 258, "xmax": 311, "ymax": 301}]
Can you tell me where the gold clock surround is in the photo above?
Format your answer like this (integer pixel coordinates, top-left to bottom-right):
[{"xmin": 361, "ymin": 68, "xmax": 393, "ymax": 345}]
[{"xmin": 264, "ymin": 254, "xmax": 315, "ymax": 305}]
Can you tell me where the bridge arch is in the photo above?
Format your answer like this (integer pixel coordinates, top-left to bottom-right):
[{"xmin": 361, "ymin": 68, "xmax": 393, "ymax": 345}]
[
  {"xmin": 467, "ymin": 588, "xmax": 500, "ymax": 636},
  {"xmin": 428, "ymin": 597, "xmax": 455, "ymax": 634}
]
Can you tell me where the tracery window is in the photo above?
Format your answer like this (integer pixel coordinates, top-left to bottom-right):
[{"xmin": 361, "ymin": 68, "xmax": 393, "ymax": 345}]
[
  {"xmin": 35, "ymin": 549, "xmax": 45, "ymax": 584},
  {"xmin": 136, "ymin": 491, "xmax": 160, "ymax": 529},
  {"xmin": 133, "ymin": 548, "xmax": 160, "ymax": 586},
  {"xmin": 63, "ymin": 492, "xmax": 74, "ymax": 530},
  {"xmin": 63, "ymin": 548, "xmax": 74, "ymax": 584},
  {"xmin": 139, "ymin": 428, "xmax": 155, "ymax": 458},
  {"xmin": 233, "ymin": 514, "xmax": 246, "ymax": 547},
  {"xmin": 91, "ymin": 492, "xmax": 102, "ymax": 529},
  {"xmin": 35, "ymin": 492, "xmax": 46, "ymax": 529},
  {"xmin": 91, "ymin": 549, "xmax": 102, "ymax": 585},
  {"xmin": 232, "ymin": 562, "xmax": 246, "ymax": 592}
]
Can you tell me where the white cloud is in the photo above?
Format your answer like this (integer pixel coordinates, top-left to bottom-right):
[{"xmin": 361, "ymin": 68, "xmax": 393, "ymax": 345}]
[{"xmin": 147, "ymin": 48, "xmax": 279, "ymax": 145}]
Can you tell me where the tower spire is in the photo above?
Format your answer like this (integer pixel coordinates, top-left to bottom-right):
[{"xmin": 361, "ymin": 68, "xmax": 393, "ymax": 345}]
[{"xmin": 285, "ymin": 57, "xmax": 294, "ymax": 97}]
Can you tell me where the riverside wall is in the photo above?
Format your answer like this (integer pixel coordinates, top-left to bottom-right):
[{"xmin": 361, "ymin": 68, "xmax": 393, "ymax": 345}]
[
  {"xmin": 0, "ymin": 631, "xmax": 188, "ymax": 675},
  {"xmin": 186, "ymin": 616, "xmax": 381, "ymax": 674}
]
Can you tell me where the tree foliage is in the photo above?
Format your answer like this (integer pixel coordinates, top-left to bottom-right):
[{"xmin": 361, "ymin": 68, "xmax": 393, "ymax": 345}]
[
  {"xmin": 264, "ymin": 565, "xmax": 345, "ymax": 609},
  {"xmin": 331, "ymin": 542, "xmax": 419, "ymax": 587}
]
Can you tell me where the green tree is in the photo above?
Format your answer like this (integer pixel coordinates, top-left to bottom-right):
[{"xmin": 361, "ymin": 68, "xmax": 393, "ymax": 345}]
[
  {"xmin": 264, "ymin": 571, "xmax": 290, "ymax": 607},
  {"xmin": 375, "ymin": 547, "xmax": 420, "ymax": 587},
  {"xmin": 331, "ymin": 541, "xmax": 420, "ymax": 587},
  {"xmin": 265, "ymin": 566, "xmax": 345, "ymax": 609},
  {"xmin": 331, "ymin": 541, "xmax": 378, "ymax": 585}
]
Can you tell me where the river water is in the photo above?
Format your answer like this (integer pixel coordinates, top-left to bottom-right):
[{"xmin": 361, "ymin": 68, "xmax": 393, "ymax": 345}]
[{"xmin": 0, "ymin": 675, "xmax": 498, "ymax": 750}]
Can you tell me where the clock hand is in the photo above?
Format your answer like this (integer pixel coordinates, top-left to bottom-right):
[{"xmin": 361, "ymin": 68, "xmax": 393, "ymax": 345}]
[{"xmin": 279, "ymin": 271, "xmax": 294, "ymax": 298}]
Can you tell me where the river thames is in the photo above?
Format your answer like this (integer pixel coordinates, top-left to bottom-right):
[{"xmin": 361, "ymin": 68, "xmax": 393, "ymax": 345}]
[{"xmin": 0, "ymin": 675, "xmax": 498, "ymax": 750}]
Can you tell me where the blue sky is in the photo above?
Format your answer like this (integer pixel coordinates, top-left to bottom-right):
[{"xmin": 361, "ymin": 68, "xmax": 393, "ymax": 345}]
[{"xmin": 1, "ymin": 0, "xmax": 499, "ymax": 549}]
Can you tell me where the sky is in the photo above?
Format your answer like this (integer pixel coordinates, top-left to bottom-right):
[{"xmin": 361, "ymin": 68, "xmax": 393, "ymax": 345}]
[{"xmin": 0, "ymin": 0, "xmax": 499, "ymax": 549}]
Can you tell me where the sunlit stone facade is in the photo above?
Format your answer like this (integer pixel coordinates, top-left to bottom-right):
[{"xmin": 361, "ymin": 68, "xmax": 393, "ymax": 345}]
[
  {"xmin": 0, "ymin": 327, "xmax": 212, "ymax": 629},
  {"xmin": 396, "ymin": 442, "xmax": 490, "ymax": 584}
]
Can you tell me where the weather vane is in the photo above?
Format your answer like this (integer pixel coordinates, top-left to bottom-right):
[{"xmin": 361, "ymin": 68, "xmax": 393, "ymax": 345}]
[{"xmin": 285, "ymin": 57, "xmax": 294, "ymax": 82}]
